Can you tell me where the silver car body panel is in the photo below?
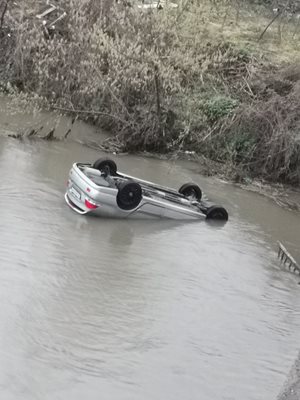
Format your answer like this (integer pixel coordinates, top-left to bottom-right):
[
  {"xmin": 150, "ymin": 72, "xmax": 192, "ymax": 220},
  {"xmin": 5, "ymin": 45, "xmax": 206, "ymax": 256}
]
[{"xmin": 65, "ymin": 163, "xmax": 207, "ymax": 220}]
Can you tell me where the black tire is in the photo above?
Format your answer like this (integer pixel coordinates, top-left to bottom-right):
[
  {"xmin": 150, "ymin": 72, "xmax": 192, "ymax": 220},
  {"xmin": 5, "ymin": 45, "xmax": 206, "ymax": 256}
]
[
  {"xmin": 93, "ymin": 158, "xmax": 117, "ymax": 176},
  {"xmin": 206, "ymin": 206, "xmax": 228, "ymax": 221},
  {"xmin": 179, "ymin": 183, "xmax": 202, "ymax": 201},
  {"xmin": 117, "ymin": 181, "xmax": 142, "ymax": 210}
]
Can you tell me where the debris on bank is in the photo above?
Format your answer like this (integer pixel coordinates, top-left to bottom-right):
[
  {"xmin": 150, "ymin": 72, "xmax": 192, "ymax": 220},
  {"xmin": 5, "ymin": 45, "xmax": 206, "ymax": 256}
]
[
  {"xmin": 1, "ymin": 1, "xmax": 66, "ymax": 35},
  {"xmin": 7, "ymin": 115, "xmax": 76, "ymax": 141},
  {"xmin": 35, "ymin": 2, "xmax": 66, "ymax": 37},
  {"xmin": 277, "ymin": 241, "xmax": 300, "ymax": 276},
  {"xmin": 277, "ymin": 353, "xmax": 300, "ymax": 400}
]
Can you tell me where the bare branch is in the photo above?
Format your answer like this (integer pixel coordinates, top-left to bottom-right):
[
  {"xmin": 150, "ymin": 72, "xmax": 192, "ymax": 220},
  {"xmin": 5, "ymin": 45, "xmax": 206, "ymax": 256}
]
[
  {"xmin": 51, "ymin": 106, "xmax": 130, "ymax": 124},
  {"xmin": 0, "ymin": 0, "xmax": 11, "ymax": 30},
  {"xmin": 258, "ymin": 9, "xmax": 283, "ymax": 41}
]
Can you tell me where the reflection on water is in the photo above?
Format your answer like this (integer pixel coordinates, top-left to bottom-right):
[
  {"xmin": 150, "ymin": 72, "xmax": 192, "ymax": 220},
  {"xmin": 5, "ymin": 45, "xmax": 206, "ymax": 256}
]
[{"xmin": 0, "ymin": 132, "xmax": 300, "ymax": 400}]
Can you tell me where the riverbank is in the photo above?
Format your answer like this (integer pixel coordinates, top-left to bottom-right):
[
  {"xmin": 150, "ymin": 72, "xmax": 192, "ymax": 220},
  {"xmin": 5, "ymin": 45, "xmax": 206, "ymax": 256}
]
[
  {"xmin": 1, "ymin": 0, "xmax": 300, "ymax": 186},
  {"xmin": 1, "ymin": 88, "xmax": 300, "ymax": 215},
  {"xmin": 278, "ymin": 353, "xmax": 300, "ymax": 400},
  {"xmin": 2, "ymin": 92, "xmax": 300, "ymax": 214}
]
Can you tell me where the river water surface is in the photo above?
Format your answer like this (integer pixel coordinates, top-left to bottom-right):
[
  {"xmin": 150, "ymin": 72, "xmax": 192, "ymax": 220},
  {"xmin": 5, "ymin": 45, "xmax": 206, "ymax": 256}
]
[{"xmin": 0, "ymin": 98, "xmax": 300, "ymax": 400}]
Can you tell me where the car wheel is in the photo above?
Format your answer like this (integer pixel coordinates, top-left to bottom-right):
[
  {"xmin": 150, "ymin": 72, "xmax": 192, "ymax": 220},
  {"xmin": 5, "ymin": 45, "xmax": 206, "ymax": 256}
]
[
  {"xmin": 93, "ymin": 158, "xmax": 117, "ymax": 176},
  {"xmin": 206, "ymin": 206, "xmax": 228, "ymax": 221},
  {"xmin": 117, "ymin": 181, "xmax": 142, "ymax": 210},
  {"xmin": 179, "ymin": 183, "xmax": 202, "ymax": 201}
]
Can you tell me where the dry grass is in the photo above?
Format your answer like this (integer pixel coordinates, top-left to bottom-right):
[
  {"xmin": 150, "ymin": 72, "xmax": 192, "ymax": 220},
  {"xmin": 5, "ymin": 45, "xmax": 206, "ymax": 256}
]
[{"xmin": 1, "ymin": 0, "xmax": 300, "ymax": 184}]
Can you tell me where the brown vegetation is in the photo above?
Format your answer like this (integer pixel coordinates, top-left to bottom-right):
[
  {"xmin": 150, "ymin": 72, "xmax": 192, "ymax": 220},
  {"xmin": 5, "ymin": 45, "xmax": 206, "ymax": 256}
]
[{"xmin": 1, "ymin": 0, "xmax": 300, "ymax": 184}]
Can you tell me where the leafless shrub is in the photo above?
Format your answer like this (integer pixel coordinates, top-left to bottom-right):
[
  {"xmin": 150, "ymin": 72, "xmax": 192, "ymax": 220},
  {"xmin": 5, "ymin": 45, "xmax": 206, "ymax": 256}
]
[
  {"xmin": 2, "ymin": 0, "xmax": 300, "ymax": 184},
  {"xmin": 215, "ymin": 72, "xmax": 300, "ymax": 184}
]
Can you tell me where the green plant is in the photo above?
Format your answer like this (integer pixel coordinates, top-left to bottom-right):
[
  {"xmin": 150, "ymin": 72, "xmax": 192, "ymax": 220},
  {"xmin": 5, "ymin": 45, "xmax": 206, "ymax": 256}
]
[{"xmin": 202, "ymin": 96, "xmax": 238, "ymax": 122}]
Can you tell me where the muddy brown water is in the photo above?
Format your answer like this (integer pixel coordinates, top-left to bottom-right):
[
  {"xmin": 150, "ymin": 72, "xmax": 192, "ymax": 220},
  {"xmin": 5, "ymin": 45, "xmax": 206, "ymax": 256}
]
[{"xmin": 0, "ymin": 96, "xmax": 300, "ymax": 400}]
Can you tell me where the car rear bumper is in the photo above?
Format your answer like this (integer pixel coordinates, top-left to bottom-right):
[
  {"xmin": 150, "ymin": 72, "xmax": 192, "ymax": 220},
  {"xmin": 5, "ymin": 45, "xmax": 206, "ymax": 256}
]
[{"xmin": 65, "ymin": 193, "xmax": 89, "ymax": 215}]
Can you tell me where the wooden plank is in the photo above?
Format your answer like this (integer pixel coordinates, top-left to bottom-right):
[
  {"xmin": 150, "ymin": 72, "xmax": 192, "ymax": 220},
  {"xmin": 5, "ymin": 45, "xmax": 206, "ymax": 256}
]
[
  {"xmin": 47, "ymin": 11, "xmax": 66, "ymax": 28},
  {"xmin": 36, "ymin": 5, "xmax": 56, "ymax": 19}
]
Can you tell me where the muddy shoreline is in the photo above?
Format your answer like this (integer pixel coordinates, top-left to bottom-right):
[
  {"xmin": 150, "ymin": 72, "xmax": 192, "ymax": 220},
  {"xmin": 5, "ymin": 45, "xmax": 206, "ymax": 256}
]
[{"xmin": 278, "ymin": 353, "xmax": 300, "ymax": 400}]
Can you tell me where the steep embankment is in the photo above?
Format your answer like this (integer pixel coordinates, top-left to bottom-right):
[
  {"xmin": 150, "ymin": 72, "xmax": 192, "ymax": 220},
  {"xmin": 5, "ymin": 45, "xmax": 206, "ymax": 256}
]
[{"xmin": 1, "ymin": 0, "xmax": 300, "ymax": 185}]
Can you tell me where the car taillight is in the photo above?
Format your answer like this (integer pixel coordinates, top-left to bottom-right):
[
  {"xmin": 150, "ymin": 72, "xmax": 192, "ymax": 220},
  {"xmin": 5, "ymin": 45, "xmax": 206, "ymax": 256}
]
[{"xmin": 85, "ymin": 199, "xmax": 98, "ymax": 209}]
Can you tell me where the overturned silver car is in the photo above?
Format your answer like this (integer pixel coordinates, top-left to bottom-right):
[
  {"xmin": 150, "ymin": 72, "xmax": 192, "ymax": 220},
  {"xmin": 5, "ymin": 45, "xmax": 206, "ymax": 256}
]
[{"xmin": 65, "ymin": 158, "xmax": 228, "ymax": 221}]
